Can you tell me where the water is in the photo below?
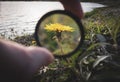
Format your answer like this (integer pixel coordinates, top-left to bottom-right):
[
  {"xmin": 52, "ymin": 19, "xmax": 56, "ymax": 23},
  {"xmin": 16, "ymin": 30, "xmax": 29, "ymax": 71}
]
[{"xmin": 0, "ymin": 1, "xmax": 105, "ymax": 39}]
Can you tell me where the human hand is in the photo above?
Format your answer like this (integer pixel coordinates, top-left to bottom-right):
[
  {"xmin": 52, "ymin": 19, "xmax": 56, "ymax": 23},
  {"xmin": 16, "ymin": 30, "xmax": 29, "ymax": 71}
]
[
  {"xmin": 59, "ymin": 0, "xmax": 84, "ymax": 19},
  {"xmin": 0, "ymin": 39, "xmax": 54, "ymax": 82}
]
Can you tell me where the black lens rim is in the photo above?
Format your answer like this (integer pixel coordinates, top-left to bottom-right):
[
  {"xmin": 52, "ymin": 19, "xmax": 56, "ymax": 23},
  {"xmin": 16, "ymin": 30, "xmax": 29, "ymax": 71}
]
[{"xmin": 34, "ymin": 10, "xmax": 84, "ymax": 58}]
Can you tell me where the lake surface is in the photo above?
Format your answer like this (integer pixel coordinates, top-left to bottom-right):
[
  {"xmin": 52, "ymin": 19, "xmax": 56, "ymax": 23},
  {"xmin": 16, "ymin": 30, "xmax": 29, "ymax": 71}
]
[{"xmin": 0, "ymin": 1, "xmax": 105, "ymax": 39}]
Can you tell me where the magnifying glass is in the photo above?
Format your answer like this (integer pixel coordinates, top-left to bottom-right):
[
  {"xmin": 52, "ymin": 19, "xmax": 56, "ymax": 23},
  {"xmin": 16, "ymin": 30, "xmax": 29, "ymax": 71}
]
[{"xmin": 34, "ymin": 10, "xmax": 84, "ymax": 58}]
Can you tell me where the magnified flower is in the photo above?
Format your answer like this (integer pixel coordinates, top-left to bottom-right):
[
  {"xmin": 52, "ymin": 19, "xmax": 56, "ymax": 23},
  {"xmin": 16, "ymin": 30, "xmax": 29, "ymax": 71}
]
[
  {"xmin": 44, "ymin": 23, "xmax": 74, "ymax": 32},
  {"xmin": 44, "ymin": 23, "xmax": 75, "ymax": 55},
  {"xmin": 32, "ymin": 40, "xmax": 36, "ymax": 44}
]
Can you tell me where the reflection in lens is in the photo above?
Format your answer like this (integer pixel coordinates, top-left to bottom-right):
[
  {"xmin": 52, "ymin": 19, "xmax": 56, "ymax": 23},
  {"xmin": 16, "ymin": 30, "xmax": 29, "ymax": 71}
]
[{"xmin": 37, "ymin": 14, "xmax": 81, "ymax": 56}]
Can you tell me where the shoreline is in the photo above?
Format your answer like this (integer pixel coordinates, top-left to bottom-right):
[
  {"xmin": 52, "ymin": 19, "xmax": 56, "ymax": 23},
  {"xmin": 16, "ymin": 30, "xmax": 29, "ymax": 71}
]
[
  {"xmin": 13, "ymin": 6, "xmax": 120, "ymax": 46},
  {"xmin": 1, "ymin": 1, "xmax": 120, "ymax": 46}
]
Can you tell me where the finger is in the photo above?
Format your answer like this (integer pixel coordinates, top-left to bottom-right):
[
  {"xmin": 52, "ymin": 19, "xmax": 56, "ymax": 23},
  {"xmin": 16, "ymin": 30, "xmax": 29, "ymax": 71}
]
[
  {"xmin": 60, "ymin": 0, "xmax": 84, "ymax": 19},
  {"xmin": 27, "ymin": 46, "xmax": 54, "ymax": 67},
  {"xmin": 26, "ymin": 47, "xmax": 54, "ymax": 82}
]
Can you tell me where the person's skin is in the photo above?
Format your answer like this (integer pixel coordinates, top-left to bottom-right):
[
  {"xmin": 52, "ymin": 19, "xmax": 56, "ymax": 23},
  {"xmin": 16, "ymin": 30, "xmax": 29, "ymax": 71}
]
[
  {"xmin": 0, "ymin": 0, "xmax": 83, "ymax": 82},
  {"xmin": 0, "ymin": 39, "xmax": 54, "ymax": 82},
  {"xmin": 60, "ymin": 0, "xmax": 84, "ymax": 19}
]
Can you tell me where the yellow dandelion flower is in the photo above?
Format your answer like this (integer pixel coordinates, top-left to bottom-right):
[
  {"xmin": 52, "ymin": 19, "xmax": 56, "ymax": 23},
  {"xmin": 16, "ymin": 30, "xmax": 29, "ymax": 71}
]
[
  {"xmin": 44, "ymin": 23, "xmax": 74, "ymax": 32},
  {"xmin": 32, "ymin": 40, "xmax": 36, "ymax": 44}
]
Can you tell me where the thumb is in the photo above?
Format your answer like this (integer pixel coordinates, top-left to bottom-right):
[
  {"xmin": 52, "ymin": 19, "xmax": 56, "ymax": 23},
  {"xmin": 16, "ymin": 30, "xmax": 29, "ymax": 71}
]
[
  {"xmin": 27, "ymin": 47, "xmax": 54, "ymax": 67},
  {"xmin": 25, "ymin": 47, "xmax": 54, "ymax": 82}
]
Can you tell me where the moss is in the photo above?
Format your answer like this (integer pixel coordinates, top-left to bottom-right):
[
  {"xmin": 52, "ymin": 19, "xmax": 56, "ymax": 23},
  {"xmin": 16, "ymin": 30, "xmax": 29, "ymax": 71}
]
[{"xmin": 12, "ymin": 34, "xmax": 36, "ymax": 46}]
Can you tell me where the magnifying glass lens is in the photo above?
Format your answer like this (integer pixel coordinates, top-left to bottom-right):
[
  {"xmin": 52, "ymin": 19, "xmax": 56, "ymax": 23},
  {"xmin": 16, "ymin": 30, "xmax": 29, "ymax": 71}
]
[{"xmin": 35, "ymin": 11, "xmax": 84, "ymax": 58}]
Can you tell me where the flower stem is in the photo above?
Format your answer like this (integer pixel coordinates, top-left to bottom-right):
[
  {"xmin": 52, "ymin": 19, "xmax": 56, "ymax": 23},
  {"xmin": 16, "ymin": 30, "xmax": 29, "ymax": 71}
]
[
  {"xmin": 56, "ymin": 37, "xmax": 64, "ymax": 55},
  {"xmin": 53, "ymin": 31, "xmax": 64, "ymax": 55}
]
